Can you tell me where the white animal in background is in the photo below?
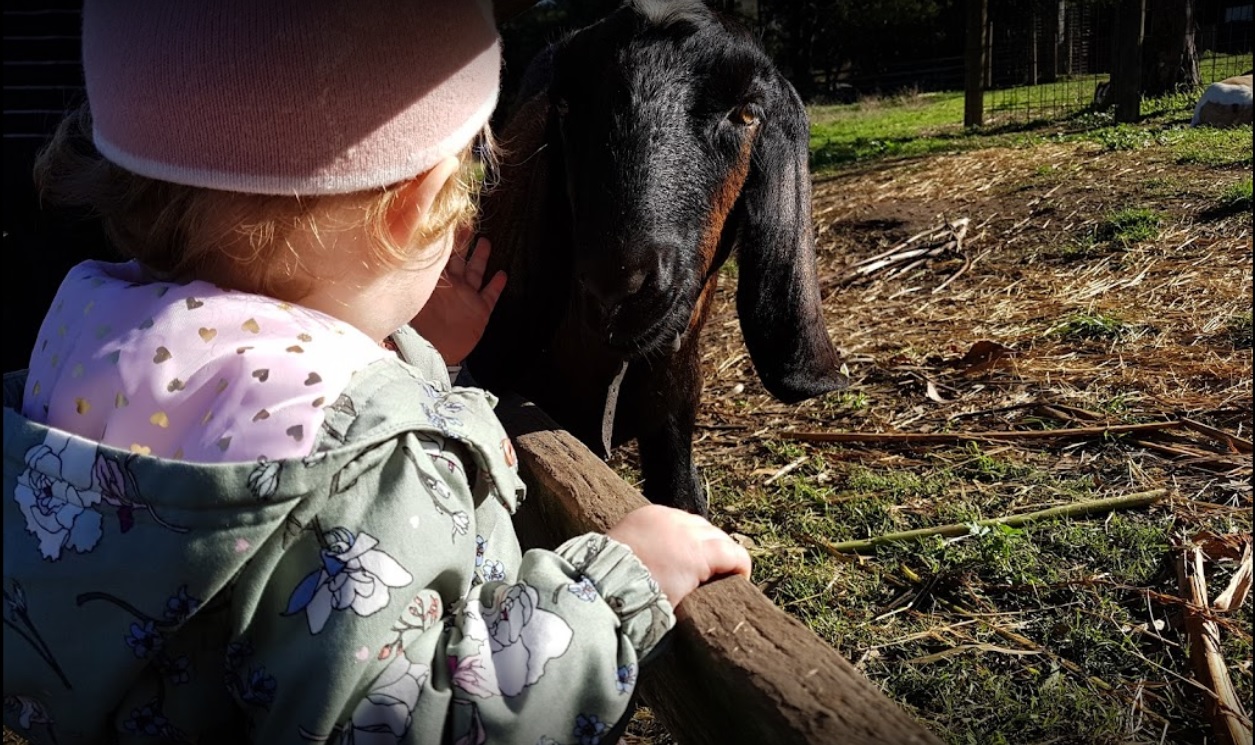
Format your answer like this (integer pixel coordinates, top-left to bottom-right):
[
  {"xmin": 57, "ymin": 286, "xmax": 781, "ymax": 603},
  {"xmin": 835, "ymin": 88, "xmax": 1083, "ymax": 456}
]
[{"xmin": 1191, "ymin": 74, "xmax": 1253, "ymax": 127}]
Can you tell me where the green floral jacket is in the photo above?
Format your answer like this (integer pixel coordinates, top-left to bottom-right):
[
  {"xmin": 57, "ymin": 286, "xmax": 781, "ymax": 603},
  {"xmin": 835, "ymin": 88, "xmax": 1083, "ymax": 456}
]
[{"xmin": 3, "ymin": 327, "xmax": 674, "ymax": 744}]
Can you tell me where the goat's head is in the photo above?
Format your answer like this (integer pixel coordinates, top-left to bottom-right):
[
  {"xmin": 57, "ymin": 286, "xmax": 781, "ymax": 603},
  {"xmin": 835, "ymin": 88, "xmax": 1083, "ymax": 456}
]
[{"xmin": 537, "ymin": 0, "xmax": 847, "ymax": 402}]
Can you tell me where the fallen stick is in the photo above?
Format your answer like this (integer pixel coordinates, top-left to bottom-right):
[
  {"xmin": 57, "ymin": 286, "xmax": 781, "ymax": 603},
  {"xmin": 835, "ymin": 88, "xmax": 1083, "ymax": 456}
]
[
  {"xmin": 850, "ymin": 226, "xmax": 948, "ymax": 268},
  {"xmin": 931, "ymin": 252, "xmax": 972, "ymax": 294},
  {"xmin": 809, "ymin": 489, "xmax": 1168, "ymax": 554},
  {"xmin": 783, "ymin": 420, "xmax": 1186, "ymax": 445},
  {"xmin": 1181, "ymin": 418, "xmax": 1254, "ymax": 454},
  {"xmin": 1213, "ymin": 541, "xmax": 1253, "ymax": 613},
  {"xmin": 1176, "ymin": 545, "xmax": 1254, "ymax": 745}
]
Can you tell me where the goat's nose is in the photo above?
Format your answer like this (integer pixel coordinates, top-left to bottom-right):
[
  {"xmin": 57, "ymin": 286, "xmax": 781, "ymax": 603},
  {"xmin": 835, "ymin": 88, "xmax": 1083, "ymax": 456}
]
[
  {"xmin": 585, "ymin": 267, "xmax": 651, "ymax": 313},
  {"xmin": 581, "ymin": 245, "xmax": 676, "ymax": 312},
  {"xmin": 623, "ymin": 269, "xmax": 648, "ymax": 295}
]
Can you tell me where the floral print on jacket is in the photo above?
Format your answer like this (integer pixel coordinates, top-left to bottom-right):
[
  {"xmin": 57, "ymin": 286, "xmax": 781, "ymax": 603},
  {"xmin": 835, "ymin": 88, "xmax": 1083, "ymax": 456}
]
[{"xmin": 3, "ymin": 269, "xmax": 675, "ymax": 744}]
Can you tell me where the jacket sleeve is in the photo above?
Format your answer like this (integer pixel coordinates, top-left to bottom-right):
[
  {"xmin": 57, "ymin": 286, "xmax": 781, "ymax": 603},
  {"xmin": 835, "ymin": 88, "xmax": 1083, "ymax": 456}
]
[{"xmin": 232, "ymin": 426, "xmax": 676, "ymax": 745}]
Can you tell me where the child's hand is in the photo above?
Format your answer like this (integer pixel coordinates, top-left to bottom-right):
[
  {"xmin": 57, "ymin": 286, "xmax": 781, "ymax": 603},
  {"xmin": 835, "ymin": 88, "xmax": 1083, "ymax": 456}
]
[
  {"xmin": 607, "ymin": 504, "xmax": 752, "ymax": 607},
  {"xmin": 411, "ymin": 236, "xmax": 507, "ymax": 366}
]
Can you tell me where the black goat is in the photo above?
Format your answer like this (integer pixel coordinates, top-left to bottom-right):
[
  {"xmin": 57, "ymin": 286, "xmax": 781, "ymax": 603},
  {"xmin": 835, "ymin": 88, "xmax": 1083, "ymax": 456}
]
[{"xmin": 469, "ymin": 0, "xmax": 848, "ymax": 515}]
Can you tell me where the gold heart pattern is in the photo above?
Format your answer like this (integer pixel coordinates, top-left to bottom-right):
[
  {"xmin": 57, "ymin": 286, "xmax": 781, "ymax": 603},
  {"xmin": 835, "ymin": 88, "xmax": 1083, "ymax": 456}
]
[{"xmin": 29, "ymin": 265, "xmax": 396, "ymax": 464}]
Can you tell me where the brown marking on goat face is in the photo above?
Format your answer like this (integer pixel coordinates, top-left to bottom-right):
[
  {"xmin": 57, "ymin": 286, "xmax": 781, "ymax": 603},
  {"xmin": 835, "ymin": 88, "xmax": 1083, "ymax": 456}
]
[{"xmin": 686, "ymin": 129, "xmax": 757, "ymax": 334}]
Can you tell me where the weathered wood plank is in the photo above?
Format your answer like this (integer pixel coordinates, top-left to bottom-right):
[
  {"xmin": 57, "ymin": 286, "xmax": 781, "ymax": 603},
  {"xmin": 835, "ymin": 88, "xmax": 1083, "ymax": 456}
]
[{"xmin": 496, "ymin": 398, "xmax": 943, "ymax": 745}]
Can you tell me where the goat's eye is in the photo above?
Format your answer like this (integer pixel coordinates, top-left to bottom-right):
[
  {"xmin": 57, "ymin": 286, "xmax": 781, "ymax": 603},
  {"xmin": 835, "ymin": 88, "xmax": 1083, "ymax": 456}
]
[{"xmin": 730, "ymin": 103, "xmax": 759, "ymax": 127}]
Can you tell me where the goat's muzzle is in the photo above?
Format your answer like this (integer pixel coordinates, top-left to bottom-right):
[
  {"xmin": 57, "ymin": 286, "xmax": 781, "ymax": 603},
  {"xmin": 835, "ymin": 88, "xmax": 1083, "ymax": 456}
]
[{"xmin": 577, "ymin": 245, "xmax": 689, "ymax": 353}]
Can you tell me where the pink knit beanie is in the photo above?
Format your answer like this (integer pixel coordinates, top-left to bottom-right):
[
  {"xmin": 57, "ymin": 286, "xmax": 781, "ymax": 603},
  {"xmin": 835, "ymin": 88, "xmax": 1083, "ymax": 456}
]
[{"xmin": 82, "ymin": 0, "xmax": 501, "ymax": 196}]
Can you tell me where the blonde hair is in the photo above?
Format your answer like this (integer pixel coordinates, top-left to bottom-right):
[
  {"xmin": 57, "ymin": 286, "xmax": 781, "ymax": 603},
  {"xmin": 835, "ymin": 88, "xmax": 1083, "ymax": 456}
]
[{"xmin": 34, "ymin": 104, "xmax": 496, "ymax": 300}]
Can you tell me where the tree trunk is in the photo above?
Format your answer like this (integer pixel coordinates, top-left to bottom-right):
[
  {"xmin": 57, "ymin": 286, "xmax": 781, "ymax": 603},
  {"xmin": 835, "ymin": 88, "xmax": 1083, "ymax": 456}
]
[{"xmin": 1141, "ymin": 0, "xmax": 1200, "ymax": 96}]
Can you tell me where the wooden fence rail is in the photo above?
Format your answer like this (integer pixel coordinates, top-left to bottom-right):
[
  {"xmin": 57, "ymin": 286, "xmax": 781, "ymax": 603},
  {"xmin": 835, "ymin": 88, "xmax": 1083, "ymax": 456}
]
[{"xmin": 497, "ymin": 398, "xmax": 943, "ymax": 745}]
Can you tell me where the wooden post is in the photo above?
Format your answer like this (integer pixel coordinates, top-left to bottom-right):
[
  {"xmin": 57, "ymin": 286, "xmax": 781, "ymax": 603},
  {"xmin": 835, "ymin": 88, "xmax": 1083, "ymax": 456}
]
[
  {"xmin": 965, "ymin": 0, "xmax": 988, "ymax": 127},
  {"xmin": 1112, "ymin": 0, "xmax": 1146, "ymax": 122},
  {"xmin": 496, "ymin": 399, "xmax": 944, "ymax": 745}
]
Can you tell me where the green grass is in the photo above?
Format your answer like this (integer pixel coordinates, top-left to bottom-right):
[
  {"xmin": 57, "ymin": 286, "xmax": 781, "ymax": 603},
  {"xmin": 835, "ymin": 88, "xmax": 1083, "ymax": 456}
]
[
  {"xmin": 1219, "ymin": 177, "xmax": 1253, "ymax": 211},
  {"xmin": 1228, "ymin": 310, "xmax": 1253, "ymax": 348},
  {"xmin": 806, "ymin": 52, "xmax": 1253, "ymax": 173},
  {"xmin": 707, "ymin": 443, "xmax": 1237, "ymax": 745},
  {"xmin": 1097, "ymin": 207, "xmax": 1162, "ymax": 246},
  {"xmin": 808, "ymin": 90, "xmax": 975, "ymax": 170},
  {"xmin": 1166, "ymin": 126, "xmax": 1255, "ymax": 167},
  {"xmin": 1047, "ymin": 311, "xmax": 1135, "ymax": 342}
]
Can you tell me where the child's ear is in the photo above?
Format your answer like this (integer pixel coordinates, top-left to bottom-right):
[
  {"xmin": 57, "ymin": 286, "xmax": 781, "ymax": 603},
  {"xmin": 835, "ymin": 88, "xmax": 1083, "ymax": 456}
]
[{"xmin": 388, "ymin": 156, "xmax": 461, "ymax": 246}]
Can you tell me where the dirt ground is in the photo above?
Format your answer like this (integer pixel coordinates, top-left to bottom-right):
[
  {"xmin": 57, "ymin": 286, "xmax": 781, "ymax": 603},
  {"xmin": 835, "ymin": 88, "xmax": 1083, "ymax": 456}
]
[{"xmin": 696, "ymin": 139, "xmax": 1250, "ymax": 448}]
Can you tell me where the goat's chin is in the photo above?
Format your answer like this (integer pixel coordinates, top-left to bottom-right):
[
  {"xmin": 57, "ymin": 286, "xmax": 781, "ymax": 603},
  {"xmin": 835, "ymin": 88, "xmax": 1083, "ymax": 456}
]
[{"xmin": 601, "ymin": 293, "xmax": 694, "ymax": 357}]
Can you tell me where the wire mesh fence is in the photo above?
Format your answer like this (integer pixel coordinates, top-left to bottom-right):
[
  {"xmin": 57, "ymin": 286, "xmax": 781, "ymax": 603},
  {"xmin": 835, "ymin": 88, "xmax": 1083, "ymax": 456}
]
[{"xmin": 982, "ymin": 0, "xmax": 1252, "ymax": 126}]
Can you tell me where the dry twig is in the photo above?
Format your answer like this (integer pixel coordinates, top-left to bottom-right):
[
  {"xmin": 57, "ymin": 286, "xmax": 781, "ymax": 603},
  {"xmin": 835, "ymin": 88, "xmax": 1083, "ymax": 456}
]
[
  {"xmin": 783, "ymin": 421, "xmax": 1186, "ymax": 445},
  {"xmin": 1175, "ymin": 544, "xmax": 1253, "ymax": 745},
  {"xmin": 807, "ymin": 489, "xmax": 1167, "ymax": 554}
]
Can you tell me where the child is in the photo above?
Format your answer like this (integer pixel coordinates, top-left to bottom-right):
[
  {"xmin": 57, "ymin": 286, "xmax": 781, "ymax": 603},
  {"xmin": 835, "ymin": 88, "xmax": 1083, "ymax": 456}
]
[{"xmin": 1, "ymin": 2, "xmax": 752, "ymax": 743}]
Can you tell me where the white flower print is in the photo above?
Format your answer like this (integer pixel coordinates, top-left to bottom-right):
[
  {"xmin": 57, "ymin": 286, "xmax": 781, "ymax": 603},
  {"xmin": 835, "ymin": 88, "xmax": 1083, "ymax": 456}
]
[
  {"xmin": 325, "ymin": 654, "xmax": 429, "ymax": 744},
  {"xmin": 284, "ymin": 528, "xmax": 414, "ymax": 634},
  {"xmin": 615, "ymin": 663, "xmax": 637, "ymax": 694},
  {"xmin": 248, "ymin": 457, "xmax": 281, "ymax": 500},
  {"xmin": 481, "ymin": 583, "xmax": 573, "ymax": 697},
  {"xmin": 573, "ymin": 713, "xmax": 609, "ymax": 745},
  {"xmin": 4, "ymin": 695, "xmax": 52, "ymax": 730},
  {"xmin": 418, "ymin": 470, "xmax": 470, "ymax": 537},
  {"xmin": 13, "ymin": 432, "xmax": 103, "ymax": 560},
  {"xmin": 420, "ymin": 400, "xmax": 464, "ymax": 437},
  {"xmin": 481, "ymin": 560, "xmax": 506, "ymax": 584},
  {"xmin": 568, "ymin": 577, "xmax": 598, "ymax": 603}
]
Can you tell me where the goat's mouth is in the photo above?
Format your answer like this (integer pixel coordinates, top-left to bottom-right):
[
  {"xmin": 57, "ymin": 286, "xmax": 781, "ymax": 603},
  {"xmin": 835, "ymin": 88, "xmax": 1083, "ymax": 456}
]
[{"xmin": 601, "ymin": 291, "xmax": 693, "ymax": 355}]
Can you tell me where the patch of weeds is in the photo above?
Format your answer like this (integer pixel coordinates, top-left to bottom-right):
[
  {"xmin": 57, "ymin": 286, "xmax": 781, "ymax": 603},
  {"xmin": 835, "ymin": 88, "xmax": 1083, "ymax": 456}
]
[
  {"xmin": 1227, "ymin": 310, "xmax": 1253, "ymax": 348},
  {"xmin": 1140, "ymin": 90, "xmax": 1202, "ymax": 120},
  {"xmin": 1098, "ymin": 391, "xmax": 1135, "ymax": 416},
  {"xmin": 844, "ymin": 465, "xmax": 954, "ymax": 500},
  {"xmin": 1055, "ymin": 233, "xmax": 1107, "ymax": 262},
  {"xmin": 1165, "ymin": 125, "xmax": 1254, "ymax": 167},
  {"xmin": 719, "ymin": 256, "xmax": 739, "ymax": 278},
  {"xmin": 764, "ymin": 439, "xmax": 807, "ymax": 462},
  {"xmin": 1033, "ymin": 163, "xmax": 1058, "ymax": 177},
  {"xmin": 1047, "ymin": 311, "xmax": 1134, "ymax": 342},
  {"xmin": 958, "ymin": 442, "xmax": 1033, "ymax": 482},
  {"xmin": 1039, "ymin": 513, "xmax": 1173, "ymax": 585},
  {"xmin": 820, "ymin": 389, "xmax": 870, "ymax": 412},
  {"xmin": 880, "ymin": 655, "xmax": 1127, "ymax": 745},
  {"xmin": 1086, "ymin": 124, "xmax": 1155, "ymax": 151},
  {"xmin": 1219, "ymin": 176, "xmax": 1253, "ymax": 211},
  {"xmin": 1096, "ymin": 207, "xmax": 1161, "ymax": 246},
  {"xmin": 1141, "ymin": 175, "xmax": 1184, "ymax": 196}
]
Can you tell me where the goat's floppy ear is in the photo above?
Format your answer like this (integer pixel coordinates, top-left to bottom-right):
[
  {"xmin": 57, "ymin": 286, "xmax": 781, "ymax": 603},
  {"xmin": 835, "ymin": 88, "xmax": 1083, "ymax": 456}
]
[{"xmin": 735, "ymin": 72, "xmax": 848, "ymax": 403}]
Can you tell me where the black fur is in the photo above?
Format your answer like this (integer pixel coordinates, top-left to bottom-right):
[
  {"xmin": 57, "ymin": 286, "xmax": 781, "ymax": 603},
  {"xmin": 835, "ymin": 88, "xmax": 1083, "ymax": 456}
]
[{"xmin": 469, "ymin": 1, "xmax": 847, "ymax": 515}]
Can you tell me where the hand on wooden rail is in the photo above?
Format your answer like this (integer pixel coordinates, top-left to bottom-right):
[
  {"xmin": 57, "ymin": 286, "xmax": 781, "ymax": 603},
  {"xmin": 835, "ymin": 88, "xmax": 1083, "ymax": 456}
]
[{"xmin": 608, "ymin": 504, "xmax": 752, "ymax": 606}]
